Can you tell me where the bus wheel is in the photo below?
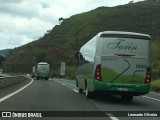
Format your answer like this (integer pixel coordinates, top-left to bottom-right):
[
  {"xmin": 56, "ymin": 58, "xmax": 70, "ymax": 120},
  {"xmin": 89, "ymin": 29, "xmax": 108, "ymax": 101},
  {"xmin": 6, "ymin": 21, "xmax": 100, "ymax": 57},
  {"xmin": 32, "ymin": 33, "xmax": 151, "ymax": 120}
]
[
  {"xmin": 121, "ymin": 94, "xmax": 133, "ymax": 102},
  {"xmin": 78, "ymin": 88, "xmax": 83, "ymax": 93},
  {"xmin": 76, "ymin": 80, "xmax": 78, "ymax": 87},
  {"xmin": 85, "ymin": 87, "xmax": 93, "ymax": 99}
]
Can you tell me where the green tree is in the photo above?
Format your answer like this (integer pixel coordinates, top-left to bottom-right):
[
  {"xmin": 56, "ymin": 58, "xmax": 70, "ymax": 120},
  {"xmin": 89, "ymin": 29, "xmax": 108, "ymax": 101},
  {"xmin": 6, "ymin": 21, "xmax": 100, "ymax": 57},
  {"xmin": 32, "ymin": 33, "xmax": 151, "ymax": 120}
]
[
  {"xmin": 35, "ymin": 49, "xmax": 53, "ymax": 64},
  {"xmin": 0, "ymin": 55, "xmax": 6, "ymax": 68}
]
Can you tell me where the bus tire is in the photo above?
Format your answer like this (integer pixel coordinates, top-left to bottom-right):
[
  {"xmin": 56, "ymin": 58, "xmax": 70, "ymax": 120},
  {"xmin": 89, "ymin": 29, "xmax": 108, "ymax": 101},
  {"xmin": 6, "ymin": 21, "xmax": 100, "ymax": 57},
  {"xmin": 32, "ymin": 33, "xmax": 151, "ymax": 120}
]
[
  {"xmin": 85, "ymin": 87, "xmax": 94, "ymax": 99},
  {"xmin": 121, "ymin": 94, "xmax": 133, "ymax": 102},
  {"xmin": 78, "ymin": 88, "xmax": 83, "ymax": 93},
  {"xmin": 76, "ymin": 80, "xmax": 78, "ymax": 87}
]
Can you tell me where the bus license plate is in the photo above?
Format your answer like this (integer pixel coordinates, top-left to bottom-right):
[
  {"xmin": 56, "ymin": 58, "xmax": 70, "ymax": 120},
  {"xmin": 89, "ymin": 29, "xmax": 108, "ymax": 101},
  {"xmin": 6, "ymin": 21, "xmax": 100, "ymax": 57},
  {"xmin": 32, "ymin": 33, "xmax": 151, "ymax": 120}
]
[{"xmin": 117, "ymin": 88, "xmax": 128, "ymax": 91}]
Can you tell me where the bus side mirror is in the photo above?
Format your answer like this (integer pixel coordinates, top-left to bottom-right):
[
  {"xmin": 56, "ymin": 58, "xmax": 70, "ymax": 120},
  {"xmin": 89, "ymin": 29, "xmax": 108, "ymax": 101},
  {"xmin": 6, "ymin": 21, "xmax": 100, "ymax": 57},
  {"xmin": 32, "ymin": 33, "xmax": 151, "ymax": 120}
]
[{"xmin": 75, "ymin": 52, "xmax": 83, "ymax": 60}]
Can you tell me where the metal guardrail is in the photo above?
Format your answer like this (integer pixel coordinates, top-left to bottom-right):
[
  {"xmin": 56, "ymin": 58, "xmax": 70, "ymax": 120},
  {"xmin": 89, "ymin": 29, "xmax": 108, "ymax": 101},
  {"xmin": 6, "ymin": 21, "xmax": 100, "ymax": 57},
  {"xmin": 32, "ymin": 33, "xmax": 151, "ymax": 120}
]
[{"xmin": 0, "ymin": 75, "xmax": 26, "ymax": 88}]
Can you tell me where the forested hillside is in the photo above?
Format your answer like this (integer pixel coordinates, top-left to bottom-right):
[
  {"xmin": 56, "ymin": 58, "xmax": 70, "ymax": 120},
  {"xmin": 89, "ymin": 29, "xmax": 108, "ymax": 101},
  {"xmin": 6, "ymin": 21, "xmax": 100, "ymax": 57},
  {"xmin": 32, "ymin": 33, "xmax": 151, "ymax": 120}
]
[{"xmin": 3, "ymin": 0, "xmax": 160, "ymax": 79}]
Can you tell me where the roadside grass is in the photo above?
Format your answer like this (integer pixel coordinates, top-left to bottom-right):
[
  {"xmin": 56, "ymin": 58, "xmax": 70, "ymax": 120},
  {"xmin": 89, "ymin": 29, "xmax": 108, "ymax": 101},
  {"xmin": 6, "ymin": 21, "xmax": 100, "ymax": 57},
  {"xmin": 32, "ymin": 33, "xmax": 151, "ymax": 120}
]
[{"xmin": 151, "ymin": 80, "xmax": 160, "ymax": 92}]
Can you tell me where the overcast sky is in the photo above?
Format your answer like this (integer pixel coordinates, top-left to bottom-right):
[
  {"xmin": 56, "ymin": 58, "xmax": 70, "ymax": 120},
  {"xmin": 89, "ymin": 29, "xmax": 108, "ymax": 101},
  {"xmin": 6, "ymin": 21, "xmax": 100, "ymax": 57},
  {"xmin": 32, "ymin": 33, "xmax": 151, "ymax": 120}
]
[{"xmin": 0, "ymin": 0, "xmax": 145, "ymax": 50}]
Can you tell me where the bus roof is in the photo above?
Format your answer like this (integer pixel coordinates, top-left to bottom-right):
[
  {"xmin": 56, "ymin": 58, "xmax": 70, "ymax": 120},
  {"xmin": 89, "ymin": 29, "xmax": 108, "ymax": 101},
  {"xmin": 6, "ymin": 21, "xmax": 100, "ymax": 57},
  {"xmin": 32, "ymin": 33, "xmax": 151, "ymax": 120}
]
[
  {"xmin": 38, "ymin": 62, "xmax": 49, "ymax": 65},
  {"xmin": 99, "ymin": 31, "xmax": 151, "ymax": 40}
]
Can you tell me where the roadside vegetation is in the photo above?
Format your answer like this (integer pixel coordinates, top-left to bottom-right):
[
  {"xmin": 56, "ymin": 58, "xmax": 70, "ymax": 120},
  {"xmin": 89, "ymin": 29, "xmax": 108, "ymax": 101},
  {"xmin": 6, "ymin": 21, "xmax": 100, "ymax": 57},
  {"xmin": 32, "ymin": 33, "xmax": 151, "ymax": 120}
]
[{"xmin": 151, "ymin": 80, "xmax": 160, "ymax": 92}]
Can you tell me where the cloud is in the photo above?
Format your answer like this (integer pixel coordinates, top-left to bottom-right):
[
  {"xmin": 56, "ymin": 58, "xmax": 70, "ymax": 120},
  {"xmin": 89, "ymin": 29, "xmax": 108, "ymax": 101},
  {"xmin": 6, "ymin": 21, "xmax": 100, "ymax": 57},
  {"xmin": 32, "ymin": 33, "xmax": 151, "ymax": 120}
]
[
  {"xmin": 0, "ymin": 0, "xmax": 55, "ymax": 50},
  {"xmin": 0, "ymin": 0, "xmax": 145, "ymax": 50},
  {"xmin": 0, "ymin": 0, "xmax": 23, "ymax": 3},
  {"xmin": 0, "ymin": 0, "xmax": 39, "ymax": 19},
  {"xmin": 0, "ymin": 12, "xmax": 53, "ymax": 49}
]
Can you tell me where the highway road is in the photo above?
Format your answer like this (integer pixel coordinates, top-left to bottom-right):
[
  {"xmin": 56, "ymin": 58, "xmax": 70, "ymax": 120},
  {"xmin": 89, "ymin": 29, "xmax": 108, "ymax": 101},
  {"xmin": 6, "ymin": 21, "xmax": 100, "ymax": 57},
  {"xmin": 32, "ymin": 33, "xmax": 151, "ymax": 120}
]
[{"xmin": 0, "ymin": 78, "xmax": 160, "ymax": 120}]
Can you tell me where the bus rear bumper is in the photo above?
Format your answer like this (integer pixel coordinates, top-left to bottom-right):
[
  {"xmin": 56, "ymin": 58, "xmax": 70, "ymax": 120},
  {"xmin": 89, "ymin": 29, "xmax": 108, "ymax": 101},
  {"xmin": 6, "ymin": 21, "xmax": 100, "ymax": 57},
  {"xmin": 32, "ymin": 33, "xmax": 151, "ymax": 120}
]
[{"xmin": 93, "ymin": 80, "xmax": 150, "ymax": 96}]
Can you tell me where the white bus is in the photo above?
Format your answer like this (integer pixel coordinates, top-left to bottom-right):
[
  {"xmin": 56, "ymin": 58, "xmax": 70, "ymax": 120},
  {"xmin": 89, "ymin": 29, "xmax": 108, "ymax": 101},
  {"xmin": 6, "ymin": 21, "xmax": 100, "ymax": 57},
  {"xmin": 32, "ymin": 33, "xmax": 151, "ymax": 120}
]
[
  {"xmin": 75, "ymin": 31, "xmax": 151, "ymax": 101},
  {"xmin": 31, "ymin": 66, "xmax": 36, "ymax": 78}
]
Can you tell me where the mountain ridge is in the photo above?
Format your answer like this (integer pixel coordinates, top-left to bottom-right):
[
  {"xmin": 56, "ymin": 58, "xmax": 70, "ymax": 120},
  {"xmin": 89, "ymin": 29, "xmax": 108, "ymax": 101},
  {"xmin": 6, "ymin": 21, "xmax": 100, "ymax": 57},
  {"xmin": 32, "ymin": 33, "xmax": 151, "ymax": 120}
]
[
  {"xmin": 2, "ymin": 0, "xmax": 160, "ymax": 79},
  {"xmin": 0, "ymin": 49, "xmax": 12, "ymax": 56}
]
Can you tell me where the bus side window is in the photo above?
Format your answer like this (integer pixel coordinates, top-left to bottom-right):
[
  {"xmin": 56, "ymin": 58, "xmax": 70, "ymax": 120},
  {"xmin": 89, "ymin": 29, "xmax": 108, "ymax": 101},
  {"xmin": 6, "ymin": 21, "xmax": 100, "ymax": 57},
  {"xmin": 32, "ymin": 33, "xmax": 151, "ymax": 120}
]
[{"xmin": 75, "ymin": 52, "xmax": 84, "ymax": 69}]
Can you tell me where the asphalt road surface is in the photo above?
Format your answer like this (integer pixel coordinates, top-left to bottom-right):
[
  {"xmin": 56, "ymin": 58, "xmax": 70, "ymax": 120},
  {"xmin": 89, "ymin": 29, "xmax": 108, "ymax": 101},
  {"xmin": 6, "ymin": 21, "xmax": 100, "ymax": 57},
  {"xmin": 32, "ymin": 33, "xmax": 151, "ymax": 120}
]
[{"xmin": 0, "ymin": 78, "xmax": 160, "ymax": 120}]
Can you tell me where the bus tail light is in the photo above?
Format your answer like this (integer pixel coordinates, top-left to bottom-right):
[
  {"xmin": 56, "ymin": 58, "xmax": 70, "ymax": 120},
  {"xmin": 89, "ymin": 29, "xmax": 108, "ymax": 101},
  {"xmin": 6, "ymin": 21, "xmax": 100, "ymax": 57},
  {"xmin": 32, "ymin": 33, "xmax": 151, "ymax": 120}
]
[
  {"xmin": 95, "ymin": 64, "xmax": 102, "ymax": 81},
  {"xmin": 144, "ymin": 67, "xmax": 151, "ymax": 84}
]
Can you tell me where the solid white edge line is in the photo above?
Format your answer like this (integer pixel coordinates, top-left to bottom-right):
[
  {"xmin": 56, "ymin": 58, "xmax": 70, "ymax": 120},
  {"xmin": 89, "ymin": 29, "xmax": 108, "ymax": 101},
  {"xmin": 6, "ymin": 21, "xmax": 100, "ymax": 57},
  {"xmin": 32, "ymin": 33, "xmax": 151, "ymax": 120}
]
[
  {"xmin": 62, "ymin": 83, "xmax": 66, "ymax": 86},
  {"xmin": 0, "ymin": 79, "xmax": 33, "ymax": 103},
  {"xmin": 142, "ymin": 95, "xmax": 160, "ymax": 102},
  {"xmin": 149, "ymin": 92, "xmax": 160, "ymax": 96},
  {"xmin": 56, "ymin": 80, "xmax": 119, "ymax": 120},
  {"xmin": 73, "ymin": 89, "xmax": 78, "ymax": 93},
  {"xmin": 106, "ymin": 113, "xmax": 119, "ymax": 120}
]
